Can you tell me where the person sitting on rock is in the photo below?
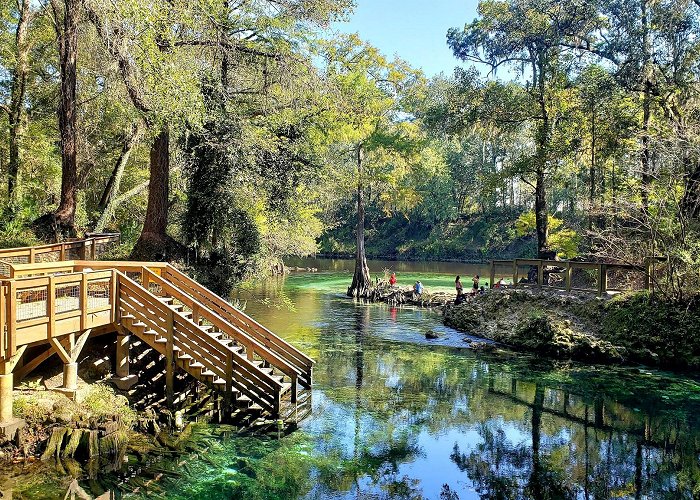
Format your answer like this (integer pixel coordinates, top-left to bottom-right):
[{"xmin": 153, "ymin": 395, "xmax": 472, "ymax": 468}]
[
  {"xmin": 389, "ymin": 272, "xmax": 397, "ymax": 286},
  {"xmin": 414, "ymin": 281, "xmax": 424, "ymax": 297}
]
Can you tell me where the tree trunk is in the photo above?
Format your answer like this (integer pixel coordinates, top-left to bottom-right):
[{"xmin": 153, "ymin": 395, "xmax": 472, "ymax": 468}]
[
  {"xmin": 640, "ymin": 0, "xmax": 652, "ymax": 213},
  {"xmin": 131, "ymin": 126, "xmax": 174, "ymax": 260},
  {"xmin": 534, "ymin": 105, "xmax": 550, "ymax": 258},
  {"xmin": 93, "ymin": 122, "xmax": 143, "ymax": 232},
  {"xmin": 33, "ymin": 0, "xmax": 79, "ymax": 240},
  {"xmin": 7, "ymin": 0, "xmax": 31, "ymax": 201},
  {"xmin": 55, "ymin": 0, "xmax": 80, "ymax": 231},
  {"xmin": 348, "ymin": 145, "xmax": 372, "ymax": 298},
  {"xmin": 589, "ymin": 103, "xmax": 596, "ymax": 230}
]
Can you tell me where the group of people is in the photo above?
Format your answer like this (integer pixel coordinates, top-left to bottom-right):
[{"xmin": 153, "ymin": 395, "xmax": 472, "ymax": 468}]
[
  {"xmin": 387, "ymin": 272, "xmax": 424, "ymax": 297},
  {"xmin": 384, "ymin": 271, "xmax": 507, "ymax": 303},
  {"xmin": 454, "ymin": 274, "xmax": 483, "ymax": 304},
  {"xmin": 454, "ymin": 274, "xmax": 508, "ymax": 304}
]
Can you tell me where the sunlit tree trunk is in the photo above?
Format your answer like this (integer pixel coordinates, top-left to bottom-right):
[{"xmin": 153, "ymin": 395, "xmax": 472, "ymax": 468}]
[
  {"xmin": 348, "ymin": 144, "xmax": 372, "ymax": 298},
  {"xmin": 132, "ymin": 126, "xmax": 171, "ymax": 259},
  {"xmin": 7, "ymin": 0, "xmax": 31, "ymax": 201}
]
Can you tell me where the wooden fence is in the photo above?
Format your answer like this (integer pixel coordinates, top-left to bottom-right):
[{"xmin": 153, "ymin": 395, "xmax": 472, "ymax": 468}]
[{"xmin": 489, "ymin": 258, "xmax": 652, "ymax": 296}]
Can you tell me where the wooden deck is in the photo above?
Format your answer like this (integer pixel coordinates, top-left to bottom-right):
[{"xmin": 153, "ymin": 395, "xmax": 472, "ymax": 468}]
[{"xmin": 0, "ymin": 236, "xmax": 314, "ymax": 436}]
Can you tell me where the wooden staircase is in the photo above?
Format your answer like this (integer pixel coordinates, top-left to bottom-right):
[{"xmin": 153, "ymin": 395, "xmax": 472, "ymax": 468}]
[{"xmin": 116, "ymin": 268, "xmax": 312, "ymax": 418}]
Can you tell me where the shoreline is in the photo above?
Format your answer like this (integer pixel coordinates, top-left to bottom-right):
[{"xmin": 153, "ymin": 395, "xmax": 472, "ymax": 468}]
[{"xmin": 442, "ymin": 288, "xmax": 700, "ymax": 371}]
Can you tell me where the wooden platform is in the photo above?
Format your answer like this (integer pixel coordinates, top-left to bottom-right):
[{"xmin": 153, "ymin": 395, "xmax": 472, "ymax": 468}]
[{"xmin": 0, "ymin": 236, "xmax": 314, "ymax": 433}]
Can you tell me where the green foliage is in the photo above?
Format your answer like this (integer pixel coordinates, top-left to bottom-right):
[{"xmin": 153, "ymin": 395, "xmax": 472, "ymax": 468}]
[{"xmin": 516, "ymin": 211, "xmax": 579, "ymax": 258}]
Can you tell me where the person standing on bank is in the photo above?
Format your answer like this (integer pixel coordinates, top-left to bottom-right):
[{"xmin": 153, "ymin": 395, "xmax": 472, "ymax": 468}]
[
  {"xmin": 455, "ymin": 275, "xmax": 464, "ymax": 303},
  {"xmin": 472, "ymin": 274, "xmax": 480, "ymax": 294}
]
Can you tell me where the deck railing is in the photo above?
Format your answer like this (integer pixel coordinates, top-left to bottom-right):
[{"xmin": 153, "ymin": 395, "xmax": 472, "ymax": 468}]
[
  {"xmin": 0, "ymin": 233, "xmax": 120, "ymax": 278},
  {"xmin": 489, "ymin": 258, "xmax": 652, "ymax": 296},
  {"xmin": 0, "ymin": 269, "xmax": 116, "ymax": 359}
]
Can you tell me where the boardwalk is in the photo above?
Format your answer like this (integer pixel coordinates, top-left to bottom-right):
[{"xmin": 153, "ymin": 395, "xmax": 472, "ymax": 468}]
[{"xmin": 0, "ymin": 236, "xmax": 313, "ymax": 439}]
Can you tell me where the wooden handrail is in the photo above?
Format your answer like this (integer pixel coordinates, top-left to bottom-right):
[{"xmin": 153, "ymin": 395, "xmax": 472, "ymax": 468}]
[
  {"xmin": 0, "ymin": 234, "xmax": 120, "ymax": 264},
  {"xmin": 489, "ymin": 258, "xmax": 652, "ymax": 296},
  {"xmin": 117, "ymin": 272, "xmax": 283, "ymax": 414},
  {"xmin": 161, "ymin": 264, "xmax": 314, "ymax": 387},
  {"xmin": 143, "ymin": 268, "xmax": 302, "ymax": 383}
]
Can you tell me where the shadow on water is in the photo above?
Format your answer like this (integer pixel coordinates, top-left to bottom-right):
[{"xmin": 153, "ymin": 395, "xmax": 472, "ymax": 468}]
[{"xmin": 6, "ymin": 260, "xmax": 700, "ymax": 498}]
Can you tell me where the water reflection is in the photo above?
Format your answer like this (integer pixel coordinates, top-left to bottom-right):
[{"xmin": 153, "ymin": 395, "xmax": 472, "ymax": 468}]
[{"xmin": 4, "ymin": 266, "xmax": 700, "ymax": 498}]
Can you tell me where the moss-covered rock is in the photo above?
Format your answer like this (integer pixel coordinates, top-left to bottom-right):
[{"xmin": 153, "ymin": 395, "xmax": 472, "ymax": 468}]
[{"xmin": 444, "ymin": 289, "xmax": 700, "ymax": 370}]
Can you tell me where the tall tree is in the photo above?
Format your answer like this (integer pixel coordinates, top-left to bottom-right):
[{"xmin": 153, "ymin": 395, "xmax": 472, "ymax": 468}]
[
  {"xmin": 448, "ymin": 0, "xmax": 598, "ymax": 257},
  {"xmin": 32, "ymin": 0, "xmax": 80, "ymax": 239},
  {"xmin": 1, "ymin": 0, "xmax": 32, "ymax": 201},
  {"xmin": 321, "ymin": 36, "xmax": 421, "ymax": 297}
]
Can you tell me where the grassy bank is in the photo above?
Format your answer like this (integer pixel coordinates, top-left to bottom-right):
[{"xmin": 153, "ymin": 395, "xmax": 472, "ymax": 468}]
[{"xmin": 444, "ymin": 290, "xmax": 700, "ymax": 370}]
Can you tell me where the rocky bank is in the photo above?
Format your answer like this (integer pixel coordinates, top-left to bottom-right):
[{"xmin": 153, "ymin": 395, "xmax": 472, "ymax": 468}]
[{"xmin": 444, "ymin": 289, "xmax": 700, "ymax": 370}]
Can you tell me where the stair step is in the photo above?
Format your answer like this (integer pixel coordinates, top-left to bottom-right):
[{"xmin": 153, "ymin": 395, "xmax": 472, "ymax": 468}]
[
  {"xmin": 159, "ymin": 297, "xmax": 174, "ymax": 304},
  {"xmin": 178, "ymin": 354, "xmax": 193, "ymax": 361},
  {"xmin": 201, "ymin": 370, "xmax": 216, "ymax": 377},
  {"xmin": 281, "ymin": 382, "xmax": 292, "ymax": 393},
  {"xmin": 260, "ymin": 367, "xmax": 273, "ymax": 375},
  {"xmin": 189, "ymin": 362, "xmax": 204, "ymax": 369}
]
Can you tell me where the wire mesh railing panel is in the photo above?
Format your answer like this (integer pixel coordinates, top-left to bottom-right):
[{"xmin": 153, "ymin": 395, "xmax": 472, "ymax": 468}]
[
  {"xmin": 16, "ymin": 286, "xmax": 48, "ymax": 321},
  {"xmin": 87, "ymin": 279, "xmax": 111, "ymax": 309},
  {"xmin": 66, "ymin": 247, "xmax": 83, "ymax": 260},
  {"xmin": 55, "ymin": 284, "xmax": 81, "ymax": 314},
  {"xmin": 35, "ymin": 250, "xmax": 61, "ymax": 263}
]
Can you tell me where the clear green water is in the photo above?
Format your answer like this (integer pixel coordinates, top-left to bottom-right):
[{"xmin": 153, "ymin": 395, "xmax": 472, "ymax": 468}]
[{"xmin": 4, "ymin": 260, "xmax": 700, "ymax": 499}]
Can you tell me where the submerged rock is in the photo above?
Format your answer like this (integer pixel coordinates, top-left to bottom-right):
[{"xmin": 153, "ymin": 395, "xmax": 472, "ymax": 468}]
[{"xmin": 425, "ymin": 330, "xmax": 440, "ymax": 340}]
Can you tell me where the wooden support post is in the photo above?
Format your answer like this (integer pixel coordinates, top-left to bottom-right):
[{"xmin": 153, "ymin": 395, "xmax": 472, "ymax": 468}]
[
  {"xmin": 7, "ymin": 283, "xmax": 16, "ymax": 358},
  {"xmin": 80, "ymin": 273, "xmax": 88, "ymax": 330},
  {"xmin": 0, "ymin": 285, "xmax": 6, "ymax": 358},
  {"xmin": 59, "ymin": 243, "xmax": 66, "ymax": 261},
  {"xmin": 116, "ymin": 332, "xmax": 130, "ymax": 378},
  {"xmin": 512, "ymin": 260, "xmax": 518, "ymax": 289},
  {"xmin": 565, "ymin": 263, "xmax": 572, "ymax": 293},
  {"xmin": 0, "ymin": 346, "xmax": 26, "ymax": 424},
  {"xmin": 110, "ymin": 270, "xmax": 118, "ymax": 324},
  {"xmin": 644, "ymin": 258, "xmax": 652, "ymax": 291},
  {"xmin": 489, "ymin": 261, "xmax": 496, "ymax": 290},
  {"xmin": 224, "ymin": 352, "xmax": 233, "ymax": 410},
  {"xmin": 90, "ymin": 240, "xmax": 96, "ymax": 260},
  {"xmin": 47, "ymin": 277, "xmax": 56, "ymax": 339},
  {"xmin": 291, "ymin": 374, "xmax": 298, "ymax": 404},
  {"xmin": 537, "ymin": 260, "xmax": 544, "ymax": 289},
  {"xmin": 79, "ymin": 241, "xmax": 87, "ymax": 260},
  {"xmin": 192, "ymin": 303, "xmax": 200, "ymax": 325},
  {"xmin": 165, "ymin": 310, "xmax": 175, "ymax": 407},
  {"xmin": 599, "ymin": 264, "xmax": 608, "ymax": 296},
  {"xmin": 28, "ymin": 248, "xmax": 35, "ymax": 264}
]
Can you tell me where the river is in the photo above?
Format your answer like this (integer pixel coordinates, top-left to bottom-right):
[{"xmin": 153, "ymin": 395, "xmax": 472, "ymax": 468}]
[{"xmin": 4, "ymin": 259, "xmax": 700, "ymax": 498}]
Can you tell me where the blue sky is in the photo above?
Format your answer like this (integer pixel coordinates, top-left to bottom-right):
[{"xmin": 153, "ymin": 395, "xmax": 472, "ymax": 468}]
[{"xmin": 332, "ymin": 0, "xmax": 480, "ymax": 77}]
